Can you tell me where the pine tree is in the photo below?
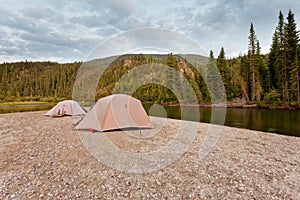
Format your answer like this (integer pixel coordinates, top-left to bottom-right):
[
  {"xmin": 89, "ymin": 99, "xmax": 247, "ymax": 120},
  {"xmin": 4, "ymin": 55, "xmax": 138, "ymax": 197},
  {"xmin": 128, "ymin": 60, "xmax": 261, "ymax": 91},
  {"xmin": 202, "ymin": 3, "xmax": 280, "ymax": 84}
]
[
  {"xmin": 256, "ymin": 40, "xmax": 266, "ymax": 100},
  {"xmin": 209, "ymin": 50, "xmax": 214, "ymax": 60},
  {"xmin": 207, "ymin": 57, "xmax": 224, "ymax": 102},
  {"xmin": 268, "ymin": 30, "xmax": 280, "ymax": 90},
  {"xmin": 248, "ymin": 22, "xmax": 261, "ymax": 101},
  {"xmin": 276, "ymin": 11, "xmax": 288, "ymax": 101},
  {"xmin": 240, "ymin": 54, "xmax": 250, "ymax": 101},
  {"xmin": 285, "ymin": 9, "xmax": 299, "ymax": 101},
  {"xmin": 216, "ymin": 47, "xmax": 229, "ymax": 96},
  {"xmin": 291, "ymin": 49, "xmax": 300, "ymax": 102},
  {"xmin": 167, "ymin": 53, "xmax": 177, "ymax": 69}
]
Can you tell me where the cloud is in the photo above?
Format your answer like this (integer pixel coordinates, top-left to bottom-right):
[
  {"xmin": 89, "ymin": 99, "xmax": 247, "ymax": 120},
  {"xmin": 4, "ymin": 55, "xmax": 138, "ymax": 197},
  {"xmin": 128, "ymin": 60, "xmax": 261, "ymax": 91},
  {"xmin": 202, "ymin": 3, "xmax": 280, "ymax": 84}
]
[
  {"xmin": 22, "ymin": 6, "xmax": 57, "ymax": 20},
  {"xmin": 0, "ymin": 0, "xmax": 300, "ymax": 62},
  {"xmin": 85, "ymin": 0, "xmax": 133, "ymax": 17}
]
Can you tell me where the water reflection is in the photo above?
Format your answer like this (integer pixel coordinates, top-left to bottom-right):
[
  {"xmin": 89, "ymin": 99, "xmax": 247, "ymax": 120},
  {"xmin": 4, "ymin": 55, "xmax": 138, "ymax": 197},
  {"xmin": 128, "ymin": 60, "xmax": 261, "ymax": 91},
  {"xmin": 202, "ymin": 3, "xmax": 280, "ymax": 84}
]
[
  {"xmin": 144, "ymin": 104, "xmax": 300, "ymax": 137},
  {"xmin": 0, "ymin": 104, "xmax": 53, "ymax": 114}
]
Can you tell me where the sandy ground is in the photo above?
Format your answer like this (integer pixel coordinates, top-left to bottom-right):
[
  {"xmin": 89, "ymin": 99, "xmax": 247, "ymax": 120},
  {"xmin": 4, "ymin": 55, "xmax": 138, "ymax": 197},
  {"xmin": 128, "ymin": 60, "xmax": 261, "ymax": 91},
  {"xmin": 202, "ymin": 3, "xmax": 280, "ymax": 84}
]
[{"xmin": 0, "ymin": 111, "xmax": 299, "ymax": 199}]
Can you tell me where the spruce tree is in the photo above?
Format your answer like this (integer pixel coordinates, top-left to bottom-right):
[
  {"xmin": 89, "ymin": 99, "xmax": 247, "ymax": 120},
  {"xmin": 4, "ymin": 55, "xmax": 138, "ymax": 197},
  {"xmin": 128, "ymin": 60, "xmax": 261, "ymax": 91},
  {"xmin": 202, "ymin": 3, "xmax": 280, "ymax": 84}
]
[
  {"xmin": 240, "ymin": 54, "xmax": 250, "ymax": 101},
  {"xmin": 285, "ymin": 9, "xmax": 299, "ymax": 101},
  {"xmin": 256, "ymin": 40, "xmax": 266, "ymax": 100},
  {"xmin": 216, "ymin": 47, "xmax": 229, "ymax": 95},
  {"xmin": 277, "ymin": 11, "xmax": 288, "ymax": 101},
  {"xmin": 209, "ymin": 50, "xmax": 214, "ymax": 60},
  {"xmin": 248, "ymin": 22, "xmax": 260, "ymax": 101},
  {"xmin": 207, "ymin": 56, "xmax": 223, "ymax": 102},
  {"xmin": 291, "ymin": 49, "xmax": 300, "ymax": 102},
  {"xmin": 268, "ymin": 30, "xmax": 280, "ymax": 90}
]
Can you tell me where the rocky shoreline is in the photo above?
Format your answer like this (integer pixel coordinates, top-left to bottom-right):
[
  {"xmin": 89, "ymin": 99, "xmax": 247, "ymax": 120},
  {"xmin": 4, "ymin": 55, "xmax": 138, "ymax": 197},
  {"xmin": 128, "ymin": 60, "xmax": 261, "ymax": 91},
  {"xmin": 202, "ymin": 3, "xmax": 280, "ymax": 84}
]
[{"xmin": 0, "ymin": 111, "xmax": 299, "ymax": 199}]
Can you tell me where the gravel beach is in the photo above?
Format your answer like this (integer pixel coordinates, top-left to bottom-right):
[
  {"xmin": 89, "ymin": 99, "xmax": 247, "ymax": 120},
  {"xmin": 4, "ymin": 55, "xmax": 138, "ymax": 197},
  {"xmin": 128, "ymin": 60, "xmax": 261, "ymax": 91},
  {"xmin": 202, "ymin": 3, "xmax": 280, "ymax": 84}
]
[{"xmin": 0, "ymin": 111, "xmax": 299, "ymax": 199}]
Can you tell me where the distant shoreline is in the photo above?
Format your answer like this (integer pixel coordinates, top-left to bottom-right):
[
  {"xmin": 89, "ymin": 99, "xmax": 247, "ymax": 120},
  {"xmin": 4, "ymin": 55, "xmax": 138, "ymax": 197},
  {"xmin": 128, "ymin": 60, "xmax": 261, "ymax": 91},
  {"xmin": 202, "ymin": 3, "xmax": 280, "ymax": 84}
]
[
  {"xmin": 1, "ymin": 100, "xmax": 300, "ymax": 112},
  {"xmin": 155, "ymin": 102, "xmax": 300, "ymax": 110}
]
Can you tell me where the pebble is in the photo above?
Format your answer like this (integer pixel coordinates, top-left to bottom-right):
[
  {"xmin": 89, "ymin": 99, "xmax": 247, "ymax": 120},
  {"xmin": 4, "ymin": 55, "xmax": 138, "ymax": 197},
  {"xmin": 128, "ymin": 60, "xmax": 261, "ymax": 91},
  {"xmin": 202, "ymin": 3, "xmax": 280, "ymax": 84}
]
[{"xmin": 237, "ymin": 186, "xmax": 245, "ymax": 192}]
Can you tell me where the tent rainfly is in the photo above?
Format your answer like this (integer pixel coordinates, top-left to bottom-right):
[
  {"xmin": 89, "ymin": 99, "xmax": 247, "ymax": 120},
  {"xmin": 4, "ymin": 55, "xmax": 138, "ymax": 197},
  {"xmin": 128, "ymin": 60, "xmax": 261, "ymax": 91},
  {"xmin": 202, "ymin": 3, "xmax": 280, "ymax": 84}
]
[
  {"xmin": 44, "ymin": 100, "xmax": 86, "ymax": 117},
  {"xmin": 75, "ymin": 94, "xmax": 152, "ymax": 131}
]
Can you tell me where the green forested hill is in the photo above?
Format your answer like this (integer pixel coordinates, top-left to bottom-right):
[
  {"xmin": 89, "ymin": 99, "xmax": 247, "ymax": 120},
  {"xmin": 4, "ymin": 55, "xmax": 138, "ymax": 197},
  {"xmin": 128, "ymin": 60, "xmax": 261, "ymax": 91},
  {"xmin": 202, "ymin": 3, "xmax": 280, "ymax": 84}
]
[
  {"xmin": 0, "ymin": 61, "xmax": 81, "ymax": 102},
  {"xmin": 94, "ymin": 53, "xmax": 208, "ymax": 104},
  {"xmin": 71, "ymin": 53, "xmax": 209, "ymax": 106}
]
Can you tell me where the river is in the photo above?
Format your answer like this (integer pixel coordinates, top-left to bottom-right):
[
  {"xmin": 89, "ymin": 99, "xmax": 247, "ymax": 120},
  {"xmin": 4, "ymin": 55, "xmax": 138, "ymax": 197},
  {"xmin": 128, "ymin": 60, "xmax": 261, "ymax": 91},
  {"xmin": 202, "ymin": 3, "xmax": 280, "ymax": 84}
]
[
  {"xmin": 143, "ymin": 104, "xmax": 300, "ymax": 137},
  {"xmin": 1, "ymin": 103, "xmax": 299, "ymax": 137},
  {"xmin": 0, "ymin": 103, "xmax": 53, "ymax": 114}
]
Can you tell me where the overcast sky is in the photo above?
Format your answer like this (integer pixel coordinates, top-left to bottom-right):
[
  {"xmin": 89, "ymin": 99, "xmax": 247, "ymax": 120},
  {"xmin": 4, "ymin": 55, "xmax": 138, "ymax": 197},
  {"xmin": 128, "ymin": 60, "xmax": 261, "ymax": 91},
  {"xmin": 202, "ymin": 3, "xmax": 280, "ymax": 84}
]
[{"xmin": 0, "ymin": 0, "xmax": 299, "ymax": 63}]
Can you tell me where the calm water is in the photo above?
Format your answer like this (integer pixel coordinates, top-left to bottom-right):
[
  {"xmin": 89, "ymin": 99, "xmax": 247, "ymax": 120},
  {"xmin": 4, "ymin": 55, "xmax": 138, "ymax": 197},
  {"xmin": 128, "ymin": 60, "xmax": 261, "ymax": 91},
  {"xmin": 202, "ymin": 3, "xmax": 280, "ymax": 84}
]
[
  {"xmin": 144, "ymin": 105, "xmax": 300, "ymax": 137},
  {"xmin": 1, "ymin": 104, "xmax": 299, "ymax": 137},
  {"xmin": 0, "ymin": 104, "xmax": 53, "ymax": 114}
]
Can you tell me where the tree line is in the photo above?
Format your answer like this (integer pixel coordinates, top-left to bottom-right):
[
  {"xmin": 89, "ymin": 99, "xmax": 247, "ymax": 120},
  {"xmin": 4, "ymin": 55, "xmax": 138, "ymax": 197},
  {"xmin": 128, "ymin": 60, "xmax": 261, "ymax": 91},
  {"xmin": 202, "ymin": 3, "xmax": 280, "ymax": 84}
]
[{"xmin": 0, "ymin": 61, "xmax": 80, "ymax": 102}]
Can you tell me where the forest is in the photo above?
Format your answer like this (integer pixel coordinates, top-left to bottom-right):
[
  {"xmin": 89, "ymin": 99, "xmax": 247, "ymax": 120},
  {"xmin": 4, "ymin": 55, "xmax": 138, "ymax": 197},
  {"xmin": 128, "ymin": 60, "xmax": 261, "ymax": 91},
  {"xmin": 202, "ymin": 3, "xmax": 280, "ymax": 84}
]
[
  {"xmin": 0, "ymin": 61, "xmax": 81, "ymax": 102},
  {"xmin": 0, "ymin": 9, "xmax": 299, "ymax": 108}
]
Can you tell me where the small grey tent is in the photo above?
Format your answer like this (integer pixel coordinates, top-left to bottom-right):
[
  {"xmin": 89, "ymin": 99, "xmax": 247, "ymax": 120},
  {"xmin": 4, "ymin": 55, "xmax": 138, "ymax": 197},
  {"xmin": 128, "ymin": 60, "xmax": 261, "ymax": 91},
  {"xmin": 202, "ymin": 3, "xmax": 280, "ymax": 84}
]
[{"xmin": 44, "ymin": 100, "xmax": 86, "ymax": 117}]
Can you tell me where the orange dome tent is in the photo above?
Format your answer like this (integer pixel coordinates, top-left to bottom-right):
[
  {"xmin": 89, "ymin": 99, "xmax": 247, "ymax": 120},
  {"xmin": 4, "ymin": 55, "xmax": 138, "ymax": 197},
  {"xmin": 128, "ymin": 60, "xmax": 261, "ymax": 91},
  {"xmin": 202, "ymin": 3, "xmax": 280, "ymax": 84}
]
[{"xmin": 75, "ymin": 94, "xmax": 152, "ymax": 131}]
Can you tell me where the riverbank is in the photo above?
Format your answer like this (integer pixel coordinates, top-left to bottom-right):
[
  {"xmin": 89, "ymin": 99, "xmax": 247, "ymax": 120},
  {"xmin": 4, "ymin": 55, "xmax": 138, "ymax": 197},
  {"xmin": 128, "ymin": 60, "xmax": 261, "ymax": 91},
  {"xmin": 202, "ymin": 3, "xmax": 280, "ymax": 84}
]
[
  {"xmin": 159, "ymin": 101, "xmax": 300, "ymax": 110},
  {"xmin": 0, "ymin": 111, "xmax": 299, "ymax": 199},
  {"xmin": 0, "ymin": 102, "xmax": 55, "ymax": 114},
  {"xmin": 1, "ymin": 98, "xmax": 299, "ymax": 115}
]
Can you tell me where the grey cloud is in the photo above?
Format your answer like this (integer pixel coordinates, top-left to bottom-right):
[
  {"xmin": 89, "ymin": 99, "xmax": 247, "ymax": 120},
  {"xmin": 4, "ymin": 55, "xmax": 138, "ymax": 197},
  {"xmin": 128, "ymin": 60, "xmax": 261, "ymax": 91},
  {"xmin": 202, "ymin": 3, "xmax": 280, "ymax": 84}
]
[
  {"xmin": 0, "ymin": 46, "xmax": 19, "ymax": 56},
  {"xmin": 115, "ymin": 17, "xmax": 153, "ymax": 31},
  {"xmin": 0, "ymin": 36, "xmax": 87, "ymax": 62},
  {"xmin": 85, "ymin": 0, "xmax": 133, "ymax": 18},
  {"xmin": 67, "ymin": 1, "xmax": 137, "ymax": 32},
  {"xmin": 68, "ymin": 0, "xmax": 134, "ymax": 29},
  {"xmin": 1, "ymin": 0, "xmax": 300, "ymax": 62},
  {"xmin": 87, "ymin": 27, "xmax": 205, "ymax": 60},
  {"xmin": 22, "ymin": 7, "xmax": 56, "ymax": 20},
  {"xmin": 155, "ymin": 2, "xmax": 244, "ymax": 56},
  {"xmin": 0, "ymin": 2, "xmax": 100, "ymax": 61},
  {"xmin": 69, "ymin": 14, "xmax": 119, "ymax": 28},
  {"xmin": 20, "ymin": 30, "xmax": 82, "ymax": 51},
  {"xmin": 0, "ymin": 9, "xmax": 54, "ymax": 35}
]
